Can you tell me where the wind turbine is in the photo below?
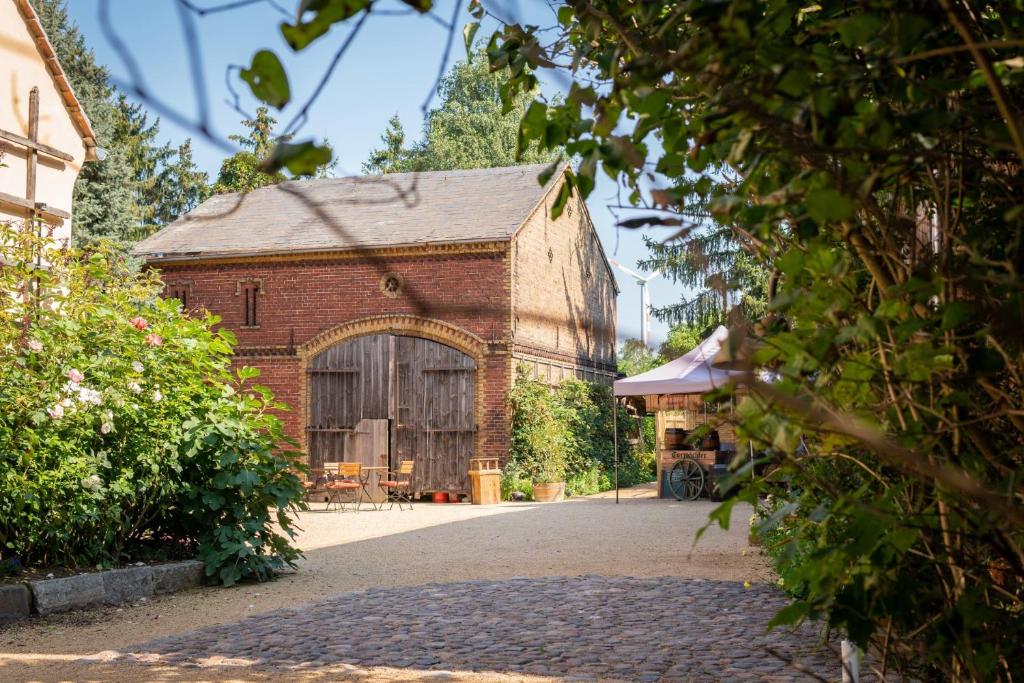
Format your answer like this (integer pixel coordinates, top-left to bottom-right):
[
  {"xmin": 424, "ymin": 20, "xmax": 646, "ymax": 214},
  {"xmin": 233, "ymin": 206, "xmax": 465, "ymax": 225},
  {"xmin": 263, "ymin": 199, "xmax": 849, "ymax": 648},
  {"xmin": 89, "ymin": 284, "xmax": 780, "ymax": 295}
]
[{"xmin": 609, "ymin": 259, "xmax": 662, "ymax": 347}]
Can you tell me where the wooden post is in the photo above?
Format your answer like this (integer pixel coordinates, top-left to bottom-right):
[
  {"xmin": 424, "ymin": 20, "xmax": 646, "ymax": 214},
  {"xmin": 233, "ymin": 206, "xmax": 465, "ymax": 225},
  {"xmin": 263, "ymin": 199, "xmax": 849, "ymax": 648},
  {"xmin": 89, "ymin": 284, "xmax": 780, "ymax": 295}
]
[
  {"xmin": 612, "ymin": 395, "xmax": 619, "ymax": 504},
  {"xmin": 654, "ymin": 409, "xmax": 665, "ymax": 497}
]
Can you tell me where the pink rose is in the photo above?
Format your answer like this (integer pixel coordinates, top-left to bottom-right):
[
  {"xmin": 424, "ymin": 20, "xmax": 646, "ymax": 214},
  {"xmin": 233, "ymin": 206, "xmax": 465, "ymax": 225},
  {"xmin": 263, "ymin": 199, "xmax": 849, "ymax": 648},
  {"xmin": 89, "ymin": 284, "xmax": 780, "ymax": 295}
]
[
  {"xmin": 47, "ymin": 404, "xmax": 64, "ymax": 419},
  {"xmin": 27, "ymin": 340, "xmax": 43, "ymax": 353},
  {"xmin": 130, "ymin": 316, "xmax": 149, "ymax": 331},
  {"xmin": 67, "ymin": 368, "xmax": 84, "ymax": 384},
  {"xmin": 144, "ymin": 333, "xmax": 163, "ymax": 347}
]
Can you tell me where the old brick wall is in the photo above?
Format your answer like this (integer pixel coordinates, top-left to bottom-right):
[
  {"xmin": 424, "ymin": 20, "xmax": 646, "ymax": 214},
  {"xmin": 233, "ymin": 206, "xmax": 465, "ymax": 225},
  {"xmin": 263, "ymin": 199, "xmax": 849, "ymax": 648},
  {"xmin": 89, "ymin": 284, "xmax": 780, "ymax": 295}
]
[
  {"xmin": 154, "ymin": 246, "xmax": 514, "ymax": 459},
  {"xmin": 510, "ymin": 178, "xmax": 617, "ymax": 383}
]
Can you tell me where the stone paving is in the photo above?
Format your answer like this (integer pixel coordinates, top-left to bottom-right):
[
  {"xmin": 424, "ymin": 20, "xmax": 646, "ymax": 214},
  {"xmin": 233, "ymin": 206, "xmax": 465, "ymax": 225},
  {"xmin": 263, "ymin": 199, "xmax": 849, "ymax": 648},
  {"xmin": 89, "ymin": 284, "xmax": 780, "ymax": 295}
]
[{"xmin": 109, "ymin": 575, "xmax": 844, "ymax": 682}]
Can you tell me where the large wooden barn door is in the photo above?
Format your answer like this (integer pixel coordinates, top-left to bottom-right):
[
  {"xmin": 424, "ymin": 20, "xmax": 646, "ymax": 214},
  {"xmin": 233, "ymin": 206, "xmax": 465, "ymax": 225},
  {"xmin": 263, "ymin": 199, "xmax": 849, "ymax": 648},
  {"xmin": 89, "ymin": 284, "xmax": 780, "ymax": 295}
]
[
  {"xmin": 307, "ymin": 335, "xmax": 390, "ymax": 471},
  {"xmin": 307, "ymin": 334, "xmax": 476, "ymax": 494},
  {"xmin": 393, "ymin": 336, "xmax": 477, "ymax": 494}
]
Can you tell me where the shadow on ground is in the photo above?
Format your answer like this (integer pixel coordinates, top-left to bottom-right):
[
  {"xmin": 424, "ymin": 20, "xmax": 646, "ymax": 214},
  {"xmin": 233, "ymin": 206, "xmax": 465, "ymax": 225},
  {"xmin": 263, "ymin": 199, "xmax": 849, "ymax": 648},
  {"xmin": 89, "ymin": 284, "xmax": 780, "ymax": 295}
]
[{"xmin": 108, "ymin": 576, "xmax": 841, "ymax": 683}]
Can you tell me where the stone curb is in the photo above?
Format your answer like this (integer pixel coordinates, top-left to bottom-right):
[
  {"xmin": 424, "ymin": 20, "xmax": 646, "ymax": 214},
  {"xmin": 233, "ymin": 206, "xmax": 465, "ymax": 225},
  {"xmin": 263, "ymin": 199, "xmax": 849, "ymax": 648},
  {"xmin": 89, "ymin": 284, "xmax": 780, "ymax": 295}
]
[
  {"xmin": 0, "ymin": 584, "xmax": 31, "ymax": 623},
  {"xmin": 0, "ymin": 559, "xmax": 206, "ymax": 620}
]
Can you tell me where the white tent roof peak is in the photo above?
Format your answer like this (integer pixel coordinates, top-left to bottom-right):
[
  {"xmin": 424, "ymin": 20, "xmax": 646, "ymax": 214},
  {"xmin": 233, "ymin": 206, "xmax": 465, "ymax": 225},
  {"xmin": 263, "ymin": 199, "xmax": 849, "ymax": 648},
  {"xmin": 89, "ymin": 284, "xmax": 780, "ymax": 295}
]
[{"xmin": 614, "ymin": 325, "xmax": 742, "ymax": 397}]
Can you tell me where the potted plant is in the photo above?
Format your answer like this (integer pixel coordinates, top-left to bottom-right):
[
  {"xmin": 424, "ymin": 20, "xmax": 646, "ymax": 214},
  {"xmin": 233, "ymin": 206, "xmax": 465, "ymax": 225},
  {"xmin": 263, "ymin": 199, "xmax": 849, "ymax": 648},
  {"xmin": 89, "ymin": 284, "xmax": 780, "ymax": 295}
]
[
  {"xmin": 507, "ymin": 367, "xmax": 568, "ymax": 502},
  {"xmin": 530, "ymin": 423, "xmax": 568, "ymax": 503},
  {"xmin": 532, "ymin": 460, "xmax": 567, "ymax": 502}
]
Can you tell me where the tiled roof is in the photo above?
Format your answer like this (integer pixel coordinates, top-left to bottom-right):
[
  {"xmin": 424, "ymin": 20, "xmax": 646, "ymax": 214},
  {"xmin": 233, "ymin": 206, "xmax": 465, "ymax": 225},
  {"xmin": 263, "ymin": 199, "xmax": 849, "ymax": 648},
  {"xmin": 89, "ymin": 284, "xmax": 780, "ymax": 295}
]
[
  {"xmin": 134, "ymin": 164, "xmax": 562, "ymax": 261},
  {"xmin": 13, "ymin": 0, "xmax": 98, "ymax": 157}
]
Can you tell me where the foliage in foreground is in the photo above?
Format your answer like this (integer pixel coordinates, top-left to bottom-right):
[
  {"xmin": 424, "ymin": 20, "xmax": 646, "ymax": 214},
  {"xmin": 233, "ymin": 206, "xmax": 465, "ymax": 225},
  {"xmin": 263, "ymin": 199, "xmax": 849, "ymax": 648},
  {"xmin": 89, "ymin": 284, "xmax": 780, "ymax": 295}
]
[
  {"xmin": 0, "ymin": 225, "xmax": 305, "ymax": 584},
  {"xmin": 505, "ymin": 367, "xmax": 653, "ymax": 498},
  {"xmin": 489, "ymin": 1, "xmax": 1024, "ymax": 679}
]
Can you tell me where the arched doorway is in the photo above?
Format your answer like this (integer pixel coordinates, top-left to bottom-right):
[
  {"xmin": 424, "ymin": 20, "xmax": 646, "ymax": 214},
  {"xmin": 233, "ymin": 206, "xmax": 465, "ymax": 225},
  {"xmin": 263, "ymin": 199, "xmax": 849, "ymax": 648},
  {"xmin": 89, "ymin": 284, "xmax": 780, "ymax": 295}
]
[{"xmin": 306, "ymin": 333, "xmax": 477, "ymax": 495}]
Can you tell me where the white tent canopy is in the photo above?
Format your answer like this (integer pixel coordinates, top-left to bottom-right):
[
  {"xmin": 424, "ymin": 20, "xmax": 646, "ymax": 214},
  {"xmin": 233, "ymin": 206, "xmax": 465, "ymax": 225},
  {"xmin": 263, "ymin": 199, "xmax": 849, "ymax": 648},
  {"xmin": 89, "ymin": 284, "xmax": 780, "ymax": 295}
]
[{"xmin": 614, "ymin": 325, "xmax": 742, "ymax": 397}]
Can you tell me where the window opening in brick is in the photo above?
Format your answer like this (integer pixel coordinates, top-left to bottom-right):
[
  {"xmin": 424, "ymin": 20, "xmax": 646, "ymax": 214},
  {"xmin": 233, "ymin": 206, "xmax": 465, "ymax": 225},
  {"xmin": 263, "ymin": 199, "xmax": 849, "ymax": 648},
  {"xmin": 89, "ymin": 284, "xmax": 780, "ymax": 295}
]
[
  {"xmin": 241, "ymin": 281, "xmax": 260, "ymax": 327},
  {"xmin": 166, "ymin": 283, "xmax": 191, "ymax": 308},
  {"xmin": 171, "ymin": 287, "xmax": 188, "ymax": 307}
]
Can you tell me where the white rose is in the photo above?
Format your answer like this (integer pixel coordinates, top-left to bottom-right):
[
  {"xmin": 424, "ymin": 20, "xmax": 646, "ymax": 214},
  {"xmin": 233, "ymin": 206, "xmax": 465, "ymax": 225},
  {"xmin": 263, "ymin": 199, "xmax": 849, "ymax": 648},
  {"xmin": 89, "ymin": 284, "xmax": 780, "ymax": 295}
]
[
  {"xmin": 152, "ymin": 389, "xmax": 163, "ymax": 403},
  {"xmin": 80, "ymin": 474, "xmax": 102, "ymax": 491},
  {"xmin": 131, "ymin": 361, "xmax": 144, "ymax": 373},
  {"xmin": 128, "ymin": 381, "xmax": 143, "ymax": 394}
]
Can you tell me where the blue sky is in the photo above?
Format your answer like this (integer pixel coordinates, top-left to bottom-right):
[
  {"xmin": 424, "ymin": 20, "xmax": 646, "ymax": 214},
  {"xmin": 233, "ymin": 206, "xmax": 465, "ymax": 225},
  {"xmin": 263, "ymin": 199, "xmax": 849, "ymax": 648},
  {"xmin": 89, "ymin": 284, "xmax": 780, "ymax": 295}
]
[{"xmin": 67, "ymin": 0, "xmax": 688, "ymax": 347}]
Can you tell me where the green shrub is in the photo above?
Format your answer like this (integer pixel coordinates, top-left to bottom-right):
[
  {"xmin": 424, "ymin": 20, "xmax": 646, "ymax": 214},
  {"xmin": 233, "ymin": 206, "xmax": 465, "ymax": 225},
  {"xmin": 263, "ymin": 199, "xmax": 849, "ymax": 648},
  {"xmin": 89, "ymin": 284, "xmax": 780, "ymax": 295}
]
[
  {"xmin": 507, "ymin": 367, "xmax": 655, "ymax": 494},
  {"xmin": 0, "ymin": 225, "xmax": 305, "ymax": 584},
  {"xmin": 506, "ymin": 368, "xmax": 568, "ymax": 484},
  {"xmin": 500, "ymin": 464, "xmax": 534, "ymax": 501}
]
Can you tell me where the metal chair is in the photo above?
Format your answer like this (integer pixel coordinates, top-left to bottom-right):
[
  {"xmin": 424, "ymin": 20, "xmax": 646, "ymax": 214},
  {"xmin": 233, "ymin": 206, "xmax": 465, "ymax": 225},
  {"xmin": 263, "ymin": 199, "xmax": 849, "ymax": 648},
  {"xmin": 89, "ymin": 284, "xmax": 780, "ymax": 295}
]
[
  {"xmin": 379, "ymin": 460, "xmax": 415, "ymax": 510},
  {"xmin": 325, "ymin": 461, "xmax": 361, "ymax": 512},
  {"xmin": 302, "ymin": 467, "xmax": 329, "ymax": 508}
]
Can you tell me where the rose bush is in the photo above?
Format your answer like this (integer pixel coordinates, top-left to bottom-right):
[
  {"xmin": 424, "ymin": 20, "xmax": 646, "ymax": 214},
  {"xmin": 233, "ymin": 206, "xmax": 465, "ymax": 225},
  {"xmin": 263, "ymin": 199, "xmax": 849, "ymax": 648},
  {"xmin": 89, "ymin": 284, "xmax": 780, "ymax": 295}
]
[{"xmin": 0, "ymin": 224, "xmax": 305, "ymax": 584}]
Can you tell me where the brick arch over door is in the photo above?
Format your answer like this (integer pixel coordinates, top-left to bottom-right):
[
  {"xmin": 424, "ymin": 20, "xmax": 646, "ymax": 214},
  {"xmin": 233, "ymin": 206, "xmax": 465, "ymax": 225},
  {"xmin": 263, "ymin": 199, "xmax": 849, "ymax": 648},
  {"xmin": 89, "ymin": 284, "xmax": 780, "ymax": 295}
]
[{"xmin": 299, "ymin": 315, "xmax": 486, "ymax": 494}]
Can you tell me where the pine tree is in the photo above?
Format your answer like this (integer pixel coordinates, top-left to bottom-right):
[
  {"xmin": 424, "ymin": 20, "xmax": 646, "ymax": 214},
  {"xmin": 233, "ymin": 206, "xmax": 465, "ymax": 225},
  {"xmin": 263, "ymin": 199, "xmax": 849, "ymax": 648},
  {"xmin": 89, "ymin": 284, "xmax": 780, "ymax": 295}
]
[
  {"xmin": 212, "ymin": 107, "xmax": 334, "ymax": 193},
  {"xmin": 638, "ymin": 176, "xmax": 771, "ymax": 329},
  {"xmin": 362, "ymin": 115, "xmax": 412, "ymax": 174},
  {"xmin": 30, "ymin": 0, "xmax": 209, "ymax": 247},
  {"xmin": 152, "ymin": 140, "xmax": 210, "ymax": 228}
]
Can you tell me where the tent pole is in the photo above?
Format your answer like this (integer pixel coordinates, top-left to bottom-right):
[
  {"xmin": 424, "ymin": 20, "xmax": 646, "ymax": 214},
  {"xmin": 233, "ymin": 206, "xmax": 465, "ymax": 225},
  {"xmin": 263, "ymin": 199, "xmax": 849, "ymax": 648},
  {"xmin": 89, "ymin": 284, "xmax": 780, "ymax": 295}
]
[{"xmin": 613, "ymin": 396, "xmax": 619, "ymax": 505}]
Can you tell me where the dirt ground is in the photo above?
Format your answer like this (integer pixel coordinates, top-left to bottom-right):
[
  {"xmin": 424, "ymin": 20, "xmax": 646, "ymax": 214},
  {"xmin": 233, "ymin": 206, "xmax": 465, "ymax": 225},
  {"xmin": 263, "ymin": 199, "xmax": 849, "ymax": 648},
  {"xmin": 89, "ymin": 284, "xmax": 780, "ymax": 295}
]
[{"xmin": 1, "ymin": 484, "xmax": 771, "ymax": 682}]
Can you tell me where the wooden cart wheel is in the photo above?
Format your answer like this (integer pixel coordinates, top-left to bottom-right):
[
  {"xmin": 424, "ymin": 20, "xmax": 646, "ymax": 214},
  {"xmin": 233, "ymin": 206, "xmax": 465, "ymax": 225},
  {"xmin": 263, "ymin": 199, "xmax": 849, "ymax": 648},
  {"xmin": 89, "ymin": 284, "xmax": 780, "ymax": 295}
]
[{"xmin": 669, "ymin": 458, "xmax": 705, "ymax": 501}]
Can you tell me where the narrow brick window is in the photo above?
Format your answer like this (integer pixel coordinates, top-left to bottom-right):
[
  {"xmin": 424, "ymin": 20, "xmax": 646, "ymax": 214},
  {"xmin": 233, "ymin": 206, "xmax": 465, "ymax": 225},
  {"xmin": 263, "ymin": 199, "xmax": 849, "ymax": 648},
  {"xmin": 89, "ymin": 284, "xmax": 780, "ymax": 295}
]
[
  {"xmin": 236, "ymin": 278, "xmax": 263, "ymax": 328},
  {"xmin": 165, "ymin": 281, "xmax": 193, "ymax": 309},
  {"xmin": 243, "ymin": 282, "xmax": 259, "ymax": 327},
  {"xmin": 171, "ymin": 286, "xmax": 188, "ymax": 307}
]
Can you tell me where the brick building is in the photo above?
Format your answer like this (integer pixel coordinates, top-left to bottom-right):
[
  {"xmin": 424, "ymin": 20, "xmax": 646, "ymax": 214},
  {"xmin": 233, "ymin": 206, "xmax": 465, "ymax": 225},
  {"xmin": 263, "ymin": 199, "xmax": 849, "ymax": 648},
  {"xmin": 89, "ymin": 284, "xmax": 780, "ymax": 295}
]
[{"xmin": 134, "ymin": 164, "xmax": 618, "ymax": 495}]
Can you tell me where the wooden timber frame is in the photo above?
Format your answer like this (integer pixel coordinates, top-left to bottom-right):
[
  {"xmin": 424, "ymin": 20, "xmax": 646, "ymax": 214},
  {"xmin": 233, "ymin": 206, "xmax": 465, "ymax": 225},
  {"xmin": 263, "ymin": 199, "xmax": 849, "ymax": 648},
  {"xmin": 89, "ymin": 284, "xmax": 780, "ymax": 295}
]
[
  {"xmin": 0, "ymin": 87, "xmax": 73, "ymax": 226},
  {"xmin": 299, "ymin": 315, "xmax": 488, "ymax": 496}
]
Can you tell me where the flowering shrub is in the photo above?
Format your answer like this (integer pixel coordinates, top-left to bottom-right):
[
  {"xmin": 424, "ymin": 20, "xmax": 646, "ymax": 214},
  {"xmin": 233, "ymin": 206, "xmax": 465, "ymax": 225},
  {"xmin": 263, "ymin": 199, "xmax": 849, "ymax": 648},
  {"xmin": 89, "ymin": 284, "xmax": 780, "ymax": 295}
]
[{"xmin": 0, "ymin": 224, "xmax": 305, "ymax": 584}]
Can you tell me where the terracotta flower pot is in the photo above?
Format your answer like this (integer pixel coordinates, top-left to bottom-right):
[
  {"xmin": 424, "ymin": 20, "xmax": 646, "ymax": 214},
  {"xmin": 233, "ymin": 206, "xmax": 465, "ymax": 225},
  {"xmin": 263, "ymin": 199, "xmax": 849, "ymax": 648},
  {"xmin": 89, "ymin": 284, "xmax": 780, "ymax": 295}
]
[
  {"xmin": 533, "ymin": 482, "xmax": 565, "ymax": 503},
  {"xmin": 431, "ymin": 492, "xmax": 449, "ymax": 504}
]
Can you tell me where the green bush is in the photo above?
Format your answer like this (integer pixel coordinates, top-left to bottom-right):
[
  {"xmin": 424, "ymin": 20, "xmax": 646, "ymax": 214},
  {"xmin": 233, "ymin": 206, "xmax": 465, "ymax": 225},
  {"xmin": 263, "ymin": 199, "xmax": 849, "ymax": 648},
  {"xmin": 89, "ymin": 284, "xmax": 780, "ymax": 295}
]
[
  {"xmin": 506, "ymin": 368, "xmax": 568, "ymax": 485},
  {"xmin": 500, "ymin": 464, "xmax": 534, "ymax": 501},
  {"xmin": 506, "ymin": 367, "xmax": 655, "ymax": 496},
  {"xmin": 0, "ymin": 225, "xmax": 305, "ymax": 584}
]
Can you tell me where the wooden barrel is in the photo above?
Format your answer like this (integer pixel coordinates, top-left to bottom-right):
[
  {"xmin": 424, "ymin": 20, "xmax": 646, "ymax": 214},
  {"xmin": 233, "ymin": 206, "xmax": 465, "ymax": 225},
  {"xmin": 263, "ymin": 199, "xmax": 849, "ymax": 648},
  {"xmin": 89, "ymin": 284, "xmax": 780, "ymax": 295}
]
[
  {"xmin": 701, "ymin": 430, "xmax": 721, "ymax": 451},
  {"xmin": 665, "ymin": 428, "xmax": 688, "ymax": 450}
]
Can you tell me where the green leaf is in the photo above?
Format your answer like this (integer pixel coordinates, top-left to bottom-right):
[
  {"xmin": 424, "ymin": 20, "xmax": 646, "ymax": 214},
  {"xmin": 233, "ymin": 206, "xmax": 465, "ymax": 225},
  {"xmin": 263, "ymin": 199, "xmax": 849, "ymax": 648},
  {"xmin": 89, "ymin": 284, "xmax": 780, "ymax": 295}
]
[
  {"xmin": 805, "ymin": 189, "xmax": 854, "ymax": 224},
  {"xmin": 463, "ymin": 22, "xmax": 479, "ymax": 60},
  {"xmin": 240, "ymin": 50, "xmax": 290, "ymax": 109},
  {"xmin": 767, "ymin": 601, "xmax": 810, "ymax": 628},
  {"xmin": 281, "ymin": 0, "xmax": 371, "ymax": 51},
  {"xmin": 261, "ymin": 141, "xmax": 332, "ymax": 176}
]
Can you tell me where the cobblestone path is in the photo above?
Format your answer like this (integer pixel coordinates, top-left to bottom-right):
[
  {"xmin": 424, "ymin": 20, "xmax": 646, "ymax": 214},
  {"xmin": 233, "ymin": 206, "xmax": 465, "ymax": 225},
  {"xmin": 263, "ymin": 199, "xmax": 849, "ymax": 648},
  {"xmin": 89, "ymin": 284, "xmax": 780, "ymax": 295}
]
[{"xmin": 115, "ymin": 576, "xmax": 841, "ymax": 681}]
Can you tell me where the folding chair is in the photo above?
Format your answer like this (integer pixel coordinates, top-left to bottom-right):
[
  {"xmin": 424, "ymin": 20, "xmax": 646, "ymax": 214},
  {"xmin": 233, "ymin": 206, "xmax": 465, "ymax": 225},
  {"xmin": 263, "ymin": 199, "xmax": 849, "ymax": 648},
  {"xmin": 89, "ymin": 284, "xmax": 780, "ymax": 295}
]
[
  {"xmin": 379, "ymin": 460, "xmax": 415, "ymax": 510},
  {"xmin": 302, "ymin": 468, "xmax": 329, "ymax": 508},
  {"xmin": 325, "ymin": 461, "xmax": 361, "ymax": 512}
]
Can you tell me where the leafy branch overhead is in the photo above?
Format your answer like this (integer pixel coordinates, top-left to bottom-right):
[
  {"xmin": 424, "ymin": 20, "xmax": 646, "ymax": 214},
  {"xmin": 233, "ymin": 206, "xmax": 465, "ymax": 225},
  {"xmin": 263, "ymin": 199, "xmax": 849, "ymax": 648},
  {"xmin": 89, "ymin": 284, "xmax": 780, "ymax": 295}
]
[{"xmin": 485, "ymin": 1, "xmax": 1023, "ymax": 680}]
